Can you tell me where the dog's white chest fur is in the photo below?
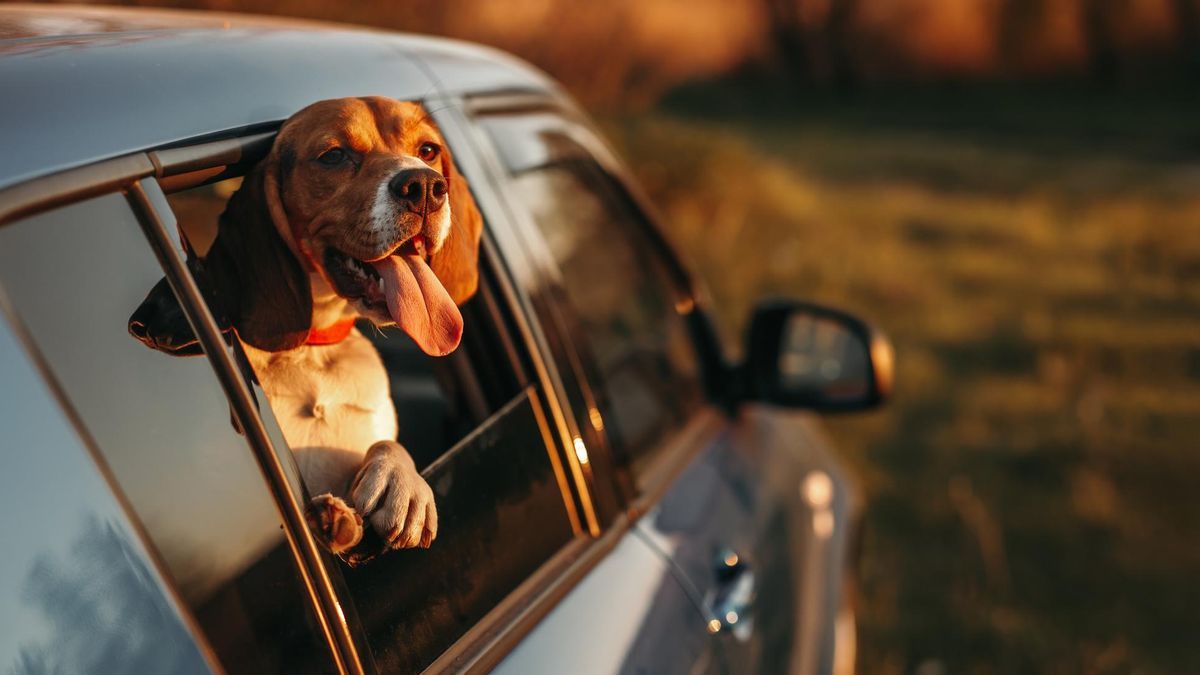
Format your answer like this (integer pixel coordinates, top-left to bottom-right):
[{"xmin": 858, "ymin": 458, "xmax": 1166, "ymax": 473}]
[{"xmin": 243, "ymin": 329, "xmax": 397, "ymax": 496}]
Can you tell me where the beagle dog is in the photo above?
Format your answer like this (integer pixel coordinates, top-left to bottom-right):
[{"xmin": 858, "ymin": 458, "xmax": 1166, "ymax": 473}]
[{"xmin": 128, "ymin": 97, "xmax": 482, "ymax": 563}]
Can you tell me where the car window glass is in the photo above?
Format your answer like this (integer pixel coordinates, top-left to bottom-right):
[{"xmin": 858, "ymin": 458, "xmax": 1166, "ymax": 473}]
[
  {"xmin": 0, "ymin": 314, "xmax": 213, "ymax": 675},
  {"xmin": 524, "ymin": 166, "xmax": 699, "ymax": 450},
  {"xmin": 166, "ymin": 168, "xmax": 578, "ymax": 671},
  {"xmin": 0, "ymin": 195, "xmax": 338, "ymax": 675},
  {"xmin": 480, "ymin": 117, "xmax": 703, "ymax": 484}
]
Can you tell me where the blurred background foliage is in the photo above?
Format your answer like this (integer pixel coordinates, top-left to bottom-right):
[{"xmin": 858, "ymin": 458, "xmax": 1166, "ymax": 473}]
[{"xmin": 29, "ymin": 0, "xmax": 1200, "ymax": 672}]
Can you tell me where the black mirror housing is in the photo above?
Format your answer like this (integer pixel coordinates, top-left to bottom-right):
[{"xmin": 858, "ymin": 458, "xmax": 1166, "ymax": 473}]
[{"xmin": 741, "ymin": 300, "xmax": 893, "ymax": 411}]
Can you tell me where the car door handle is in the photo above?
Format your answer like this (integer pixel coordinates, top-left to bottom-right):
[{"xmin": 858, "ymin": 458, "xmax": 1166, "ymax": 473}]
[{"xmin": 706, "ymin": 548, "xmax": 756, "ymax": 640}]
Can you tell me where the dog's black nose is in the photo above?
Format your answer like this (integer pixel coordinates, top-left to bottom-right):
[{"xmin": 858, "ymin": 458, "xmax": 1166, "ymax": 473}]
[{"xmin": 388, "ymin": 168, "xmax": 447, "ymax": 213}]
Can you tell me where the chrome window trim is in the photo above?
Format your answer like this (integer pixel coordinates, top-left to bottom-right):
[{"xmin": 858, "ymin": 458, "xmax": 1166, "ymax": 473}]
[
  {"xmin": 150, "ymin": 130, "xmax": 277, "ymax": 178},
  {"xmin": 0, "ymin": 154, "xmax": 156, "ymax": 228}
]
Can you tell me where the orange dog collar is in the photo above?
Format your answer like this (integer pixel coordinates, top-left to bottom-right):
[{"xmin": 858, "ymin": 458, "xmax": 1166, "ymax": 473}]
[{"xmin": 306, "ymin": 320, "xmax": 356, "ymax": 345}]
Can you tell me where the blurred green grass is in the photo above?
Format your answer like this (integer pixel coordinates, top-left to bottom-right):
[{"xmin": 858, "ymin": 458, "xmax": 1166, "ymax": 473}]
[{"xmin": 603, "ymin": 91, "xmax": 1200, "ymax": 674}]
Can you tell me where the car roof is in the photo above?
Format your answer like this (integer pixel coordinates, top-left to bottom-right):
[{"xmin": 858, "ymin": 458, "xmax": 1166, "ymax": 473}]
[{"xmin": 0, "ymin": 4, "xmax": 558, "ymax": 190}]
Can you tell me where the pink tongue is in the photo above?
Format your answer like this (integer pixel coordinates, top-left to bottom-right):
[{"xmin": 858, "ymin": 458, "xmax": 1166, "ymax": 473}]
[{"xmin": 369, "ymin": 254, "xmax": 463, "ymax": 356}]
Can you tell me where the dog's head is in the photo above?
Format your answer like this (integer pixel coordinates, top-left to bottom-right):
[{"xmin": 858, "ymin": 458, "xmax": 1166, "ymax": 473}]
[{"xmin": 129, "ymin": 97, "xmax": 483, "ymax": 356}]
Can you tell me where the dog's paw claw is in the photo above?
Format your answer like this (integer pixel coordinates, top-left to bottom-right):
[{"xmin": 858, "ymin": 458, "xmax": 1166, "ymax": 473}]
[{"xmin": 307, "ymin": 493, "xmax": 363, "ymax": 554}]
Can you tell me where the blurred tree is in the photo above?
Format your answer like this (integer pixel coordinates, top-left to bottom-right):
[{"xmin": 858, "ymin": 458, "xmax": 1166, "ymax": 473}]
[
  {"xmin": 761, "ymin": 0, "xmax": 860, "ymax": 91},
  {"xmin": 763, "ymin": 0, "xmax": 811, "ymax": 82},
  {"xmin": 1173, "ymin": 0, "xmax": 1200, "ymax": 78},
  {"xmin": 998, "ymin": 0, "xmax": 1047, "ymax": 75},
  {"xmin": 826, "ymin": 0, "xmax": 860, "ymax": 92},
  {"xmin": 1081, "ymin": 0, "xmax": 1124, "ymax": 85}
]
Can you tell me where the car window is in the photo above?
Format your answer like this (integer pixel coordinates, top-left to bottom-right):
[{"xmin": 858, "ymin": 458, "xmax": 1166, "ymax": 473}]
[
  {"xmin": 166, "ymin": 168, "xmax": 579, "ymax": 672},
  {"xmin": 0, "ymin": 194, "xmax": 338, "ymax": 675},
  {"xmin": 0, "ymin": 313, "xmax": 214, "ymax": 675},
  {"xmin": 479, "ymin": 113, "xmax": 704, "ymax": 487}
]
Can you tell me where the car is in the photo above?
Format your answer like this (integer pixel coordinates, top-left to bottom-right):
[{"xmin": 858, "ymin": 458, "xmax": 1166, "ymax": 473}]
[{"xmin": 0, "ymin": 5, "xmax": 892, "ymax": 674}]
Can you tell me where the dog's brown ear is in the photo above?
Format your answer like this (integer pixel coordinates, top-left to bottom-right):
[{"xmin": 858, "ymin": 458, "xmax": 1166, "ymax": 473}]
[
  {"xmin": 430, "ymin": 146, "xmax": 483, "ymax": 305},
  {"xmin": 204, "ymin": 156, "xmax": 312, "ymax": 352},
  {"xmin": 127, "ymin": 230, "xmax": 237, "ymax": 357}
]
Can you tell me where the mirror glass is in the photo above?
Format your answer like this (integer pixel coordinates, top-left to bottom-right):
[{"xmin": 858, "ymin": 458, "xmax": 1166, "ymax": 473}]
[{"xmin": 777, "ymin": 313, "xmax": 871, "ymax": 403}]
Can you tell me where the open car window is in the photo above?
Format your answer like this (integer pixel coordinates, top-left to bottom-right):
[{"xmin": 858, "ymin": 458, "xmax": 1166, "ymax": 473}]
[
  {"xmin": 162, "ymin": 117, "xmax": 580, "ymax": 670},
  {"xmin": 169, "ymin": 177, "xmax": 520, "ymax": 469}
]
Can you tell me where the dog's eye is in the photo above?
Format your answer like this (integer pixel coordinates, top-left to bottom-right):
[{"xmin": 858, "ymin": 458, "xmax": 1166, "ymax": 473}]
[
  {"xmin": 318, "ymin": 148, "xmax": 347, "ymax": 166},
  {"xmin": 418, "ymin": 143, "xmax": 440, "ymax": 162}
]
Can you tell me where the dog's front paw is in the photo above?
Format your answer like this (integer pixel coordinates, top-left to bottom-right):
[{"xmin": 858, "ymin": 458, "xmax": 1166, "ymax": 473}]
[
  {"xmin": 306, "ymin": 493, "xmax": 364, "ymax": 554},
  {"xmin": 350, "ymin": 440, "xmax": 438, "ymax": 550}
]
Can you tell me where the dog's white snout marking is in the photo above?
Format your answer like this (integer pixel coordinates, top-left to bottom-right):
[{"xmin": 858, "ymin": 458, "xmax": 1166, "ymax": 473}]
[
  {"xmin": 370, "ymin": 176, "xmax": 399, "ymax": 245},
  {"xmin": 429, "ymin": 205, "xmax": 450, "ymax": 253}
]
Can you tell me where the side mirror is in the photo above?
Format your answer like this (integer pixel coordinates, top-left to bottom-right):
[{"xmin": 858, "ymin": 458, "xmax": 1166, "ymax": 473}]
[{"xmin": 741, "ymin": 300, "xmax": 893, "ymax": 411}]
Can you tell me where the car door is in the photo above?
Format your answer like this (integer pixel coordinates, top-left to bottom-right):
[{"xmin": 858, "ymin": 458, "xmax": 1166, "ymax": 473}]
[{"xmin": 463, "ymin": 96, "xmax": 857, "ymax": 674}]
